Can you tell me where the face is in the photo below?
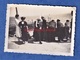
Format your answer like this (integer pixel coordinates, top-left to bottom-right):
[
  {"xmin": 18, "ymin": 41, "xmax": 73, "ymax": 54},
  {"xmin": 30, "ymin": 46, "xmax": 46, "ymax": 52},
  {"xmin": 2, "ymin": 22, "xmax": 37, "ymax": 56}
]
[
  {"xmin": 17, "ymin": 16, "xmax": 19, "ymax": 19},
  {"xmin": 21, "ymin": 17, "xmax": 25, "ymax": 21},
  {"xmin": 22, "ymin": 19, "xmax": 25, "ymax": 21}
]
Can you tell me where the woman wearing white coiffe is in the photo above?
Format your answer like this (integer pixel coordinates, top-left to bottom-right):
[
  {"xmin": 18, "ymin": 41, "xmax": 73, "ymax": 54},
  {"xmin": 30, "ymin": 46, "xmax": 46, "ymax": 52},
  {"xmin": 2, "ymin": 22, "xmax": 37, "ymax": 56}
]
[{"xmin": 15, "ymin": 15, "xmax": 21, "ymax": 39}]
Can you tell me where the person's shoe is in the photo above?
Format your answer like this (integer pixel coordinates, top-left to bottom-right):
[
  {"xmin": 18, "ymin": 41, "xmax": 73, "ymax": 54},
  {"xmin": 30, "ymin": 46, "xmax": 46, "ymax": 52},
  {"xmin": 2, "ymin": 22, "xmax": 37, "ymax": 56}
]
[{"xmin": 39, "ymin": 42, "xmax": 42, "ymax": 44}]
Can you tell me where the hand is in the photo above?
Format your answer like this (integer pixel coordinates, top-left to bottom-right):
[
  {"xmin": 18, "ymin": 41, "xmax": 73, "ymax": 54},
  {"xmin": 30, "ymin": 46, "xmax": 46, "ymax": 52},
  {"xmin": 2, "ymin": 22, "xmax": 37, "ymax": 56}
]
[{"xmin": 40, "ymin": 27, "xmax": 42, "ymax": 29}]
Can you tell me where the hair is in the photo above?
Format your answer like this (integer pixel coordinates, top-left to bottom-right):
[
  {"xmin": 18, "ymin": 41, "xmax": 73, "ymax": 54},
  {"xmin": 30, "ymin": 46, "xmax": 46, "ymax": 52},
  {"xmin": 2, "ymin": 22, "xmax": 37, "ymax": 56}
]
[
  {"xmin": 21, "ymin": 17, "xmax": 25, "ymax": 20},
  {"xmin": 66, "ymin": 20, "xmax": 69, "ymax": 22},
  {"xmin": 41, "ymin": 16, "xmax": 44, "ymax": 19},
  {"xmin": 37, "ymin": 19, "xmax": 41, "ymax": 22},
  {"xmin": 15, "ymin": 14, "xmax": 19, "ymax": 18},
  {"xmin": 57, "ymin": 19, "xmax": 60, "ymax": 22},
  {"xmin": 51, "ymin": 20, "xmax": 54, "ymax": 22}
]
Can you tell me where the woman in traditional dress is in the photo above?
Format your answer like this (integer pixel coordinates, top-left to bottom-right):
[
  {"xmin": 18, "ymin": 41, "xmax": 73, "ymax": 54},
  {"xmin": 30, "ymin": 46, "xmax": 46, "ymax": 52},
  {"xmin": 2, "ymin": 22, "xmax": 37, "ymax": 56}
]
[{"xmin": 18, "ymin": 17, "xmax": 28, "ymax": 43}]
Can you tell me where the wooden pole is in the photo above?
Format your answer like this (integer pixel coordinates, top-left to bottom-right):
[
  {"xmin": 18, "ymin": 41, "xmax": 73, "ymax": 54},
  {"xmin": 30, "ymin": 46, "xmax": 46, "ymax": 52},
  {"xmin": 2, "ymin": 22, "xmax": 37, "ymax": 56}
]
[{"xmin": 15, "ymin": 7, "xmax": 18, "ymax": 15}]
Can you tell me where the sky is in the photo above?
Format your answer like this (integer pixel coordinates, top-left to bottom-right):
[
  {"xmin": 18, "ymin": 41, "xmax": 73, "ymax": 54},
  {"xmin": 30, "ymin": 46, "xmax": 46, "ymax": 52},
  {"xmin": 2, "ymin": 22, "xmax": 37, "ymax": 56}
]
[{"xmin": 8, "ymin": 4, "xmax": 76, "ymax": 24}]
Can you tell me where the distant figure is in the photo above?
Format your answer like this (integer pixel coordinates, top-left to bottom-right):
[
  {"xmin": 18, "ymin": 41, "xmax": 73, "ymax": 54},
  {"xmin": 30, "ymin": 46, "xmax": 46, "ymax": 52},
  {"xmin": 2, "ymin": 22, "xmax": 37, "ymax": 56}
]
[
  {"xmin": 15, "ymin": 14, "xmax": 21, "ymax": 41},
  {"xmin": 57, "ymin": 19, "xmax": 64, "ymax": 42},
  {"xmin": 41, "ymin": 16, "xmax": 47, "ymax": 41},
  {"xmin": 65, "ymin": 20, "xmax": 70, "ymax": 40},
  {"xmin": 18, "ymin": 17, "xmax": 28, "ymax": 43}
]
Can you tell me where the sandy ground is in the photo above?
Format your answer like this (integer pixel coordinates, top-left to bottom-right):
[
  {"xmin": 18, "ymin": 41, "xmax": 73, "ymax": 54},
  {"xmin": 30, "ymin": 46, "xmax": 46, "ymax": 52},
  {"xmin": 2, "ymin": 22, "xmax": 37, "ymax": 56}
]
[{"xmin": 8, "ymin": 36, "xmax": 71, "ymax": 55}]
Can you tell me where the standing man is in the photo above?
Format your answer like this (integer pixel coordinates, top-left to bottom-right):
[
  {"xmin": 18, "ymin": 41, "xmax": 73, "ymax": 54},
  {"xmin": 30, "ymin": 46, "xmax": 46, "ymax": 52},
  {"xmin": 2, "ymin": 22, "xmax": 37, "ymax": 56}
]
[
  {"xmin": 65, "ymin": 20, "xmax": 70, "ymax": 40},
  {"xmin": 37, "ymin": 19, "xmax": 42, "ymax": 44},
  {"xmin": 41, "ymin": 16, "xmax": 47, "ymax": 41},
  {"xmin": 57, "ymin": 19, "xmax": 64, "ymax": 42},
  {"xmin": 18, "ymin": 17, "xmax": 28, "ymax": 43}
]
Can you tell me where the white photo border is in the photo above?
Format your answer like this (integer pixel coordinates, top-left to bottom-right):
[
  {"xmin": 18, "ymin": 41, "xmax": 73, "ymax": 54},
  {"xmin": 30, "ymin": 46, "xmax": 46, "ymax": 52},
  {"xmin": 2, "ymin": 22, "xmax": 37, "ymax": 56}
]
[{"xmin": 4, "ymin": 4, "xmax": 76, "ymax": 56}]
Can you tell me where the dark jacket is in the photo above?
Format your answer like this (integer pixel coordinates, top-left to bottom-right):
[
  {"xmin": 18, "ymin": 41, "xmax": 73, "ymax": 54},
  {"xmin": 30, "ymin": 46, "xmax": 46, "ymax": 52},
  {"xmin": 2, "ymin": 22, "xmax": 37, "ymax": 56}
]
[{"xmin": 42, "ymin": 19, "xmax": 47, "ymax": 29}]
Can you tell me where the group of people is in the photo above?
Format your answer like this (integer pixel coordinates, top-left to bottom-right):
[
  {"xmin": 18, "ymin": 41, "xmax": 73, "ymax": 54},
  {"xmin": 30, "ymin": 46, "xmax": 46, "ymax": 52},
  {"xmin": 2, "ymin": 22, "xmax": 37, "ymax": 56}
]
[
  {"xmin": 14, "ymin": 14, "xmax": 72, "ymax": 44},
  {"xmin": 15, "ymin": 15, "xmax": 29, "ymax": 43},
  {"xmin": 33, "ymin": 17, "xmax": 72, "ymax": 44}
]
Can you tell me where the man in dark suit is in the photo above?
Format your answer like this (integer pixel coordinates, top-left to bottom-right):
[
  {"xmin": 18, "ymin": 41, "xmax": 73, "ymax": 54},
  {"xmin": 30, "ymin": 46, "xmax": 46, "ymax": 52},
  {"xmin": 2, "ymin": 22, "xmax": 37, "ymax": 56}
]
[
  {"xmin": 18, "ymin": 17, "xmax": 28, "ymax": 43},
  {"xmin": 37, "ymin": 19, "xmax": 42, "ymax": 44},
  {"xmin": 57, "ymin": 19, "xmax": 64, "ymax": 42},
  {"xmin": 65, "ymin": 20, "xmax": 70, "ymax": 40},
  {"xmin": 41, "ymin": 16, "xmax": 47, "ymax": 29},
  {"xmin": 41, "ymin": 16, "xmax": 47, "ymax": 41}
]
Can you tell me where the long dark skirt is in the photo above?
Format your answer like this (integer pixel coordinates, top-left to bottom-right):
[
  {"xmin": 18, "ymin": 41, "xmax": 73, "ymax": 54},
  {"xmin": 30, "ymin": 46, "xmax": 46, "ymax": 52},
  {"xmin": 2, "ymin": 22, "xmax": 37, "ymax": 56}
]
[
  {"xmin": 21, "ymin": 28, "xmax": 28, "ymax": 42},
  {"xmin": 56, "ymin": 27, "xmax": 65, "ymax": 41},
  {"xmin": 46, "ymin": 27, "xmax": 56, "ymax": 42}
]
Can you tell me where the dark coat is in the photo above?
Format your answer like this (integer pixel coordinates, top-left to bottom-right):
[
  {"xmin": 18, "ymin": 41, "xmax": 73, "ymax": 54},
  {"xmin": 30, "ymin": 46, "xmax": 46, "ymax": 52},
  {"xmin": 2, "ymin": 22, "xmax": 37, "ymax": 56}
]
[
  {"xmin": 18, "ymin": 21, "xmax": 28, "ymax": 41},
  {"xmin": 42, "ymin": 19, "xmax": 47, "ymax": 29}
]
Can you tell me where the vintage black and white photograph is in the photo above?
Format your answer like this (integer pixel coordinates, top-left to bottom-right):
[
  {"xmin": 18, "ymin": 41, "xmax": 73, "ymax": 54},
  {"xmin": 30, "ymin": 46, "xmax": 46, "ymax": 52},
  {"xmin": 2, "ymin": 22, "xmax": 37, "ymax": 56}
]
[{"xmin": 4, "ymin": 4, "xmax": 76, "ymax": 56}]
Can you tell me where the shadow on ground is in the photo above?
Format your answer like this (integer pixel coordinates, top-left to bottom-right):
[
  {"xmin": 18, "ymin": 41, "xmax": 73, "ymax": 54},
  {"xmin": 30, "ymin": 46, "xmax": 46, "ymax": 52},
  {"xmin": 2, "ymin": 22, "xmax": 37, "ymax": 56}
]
[{"xmin": 12, "ymin": 41, "xmax": 24, "ymax": 45}]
